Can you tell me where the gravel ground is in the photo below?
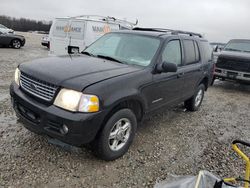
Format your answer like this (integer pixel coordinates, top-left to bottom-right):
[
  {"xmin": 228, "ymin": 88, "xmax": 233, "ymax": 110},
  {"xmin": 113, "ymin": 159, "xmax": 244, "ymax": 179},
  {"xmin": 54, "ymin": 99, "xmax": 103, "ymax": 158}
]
[{"xmin": 0, "ymin": 32, "xmax": 250, "ymax": 188}]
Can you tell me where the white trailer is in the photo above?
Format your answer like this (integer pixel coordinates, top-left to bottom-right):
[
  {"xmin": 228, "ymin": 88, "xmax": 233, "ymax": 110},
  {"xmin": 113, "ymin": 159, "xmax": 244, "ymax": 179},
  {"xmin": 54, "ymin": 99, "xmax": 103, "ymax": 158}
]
[{"xmin": 49, "ymin": 15, "xmax": 137, "ymax": 56}]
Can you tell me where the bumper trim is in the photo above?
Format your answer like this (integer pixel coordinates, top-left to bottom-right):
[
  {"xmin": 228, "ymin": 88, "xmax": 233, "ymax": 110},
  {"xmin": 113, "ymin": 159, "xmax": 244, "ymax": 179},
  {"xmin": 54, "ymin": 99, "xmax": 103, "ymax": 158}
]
[{"xmin": 214, "ymin": 68, "xmax": 250, "ymax": 81}]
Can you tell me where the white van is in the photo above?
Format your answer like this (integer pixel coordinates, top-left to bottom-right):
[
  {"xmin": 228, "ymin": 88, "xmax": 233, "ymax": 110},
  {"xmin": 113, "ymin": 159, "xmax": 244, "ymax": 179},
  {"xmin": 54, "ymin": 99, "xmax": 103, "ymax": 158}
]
[{"xmin": 49, "ymin": 15, "xmax": 137, "ymax": 56}]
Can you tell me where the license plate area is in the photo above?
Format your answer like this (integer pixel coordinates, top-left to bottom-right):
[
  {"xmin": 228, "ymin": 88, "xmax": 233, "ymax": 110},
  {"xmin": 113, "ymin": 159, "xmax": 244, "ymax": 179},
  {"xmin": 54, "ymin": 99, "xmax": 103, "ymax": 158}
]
[
  {"xmin": 227, "ymin": 71, "xmax": 238, "ymax": 79},
  {"xmin": 17, "ymin": 103, "xmax": 41, "ymax": 124}
]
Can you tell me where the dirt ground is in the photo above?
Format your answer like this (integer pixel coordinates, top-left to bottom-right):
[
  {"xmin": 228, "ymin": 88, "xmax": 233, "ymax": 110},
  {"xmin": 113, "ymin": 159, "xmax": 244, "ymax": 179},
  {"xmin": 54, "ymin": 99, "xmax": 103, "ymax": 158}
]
[{"xmin": 0, "ymin": 32, "xmax": 249, "ymax": 188}]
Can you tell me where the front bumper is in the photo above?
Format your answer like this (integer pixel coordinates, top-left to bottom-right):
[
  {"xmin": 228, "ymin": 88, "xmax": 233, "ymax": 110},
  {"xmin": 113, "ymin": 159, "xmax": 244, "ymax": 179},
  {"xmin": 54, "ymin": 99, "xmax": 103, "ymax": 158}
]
[
  {"xmin": 21, "ymin": 39, "xmax": 26, "ymax": 46},
  {"xmin": 214, "ymin": 68, "xmax": 250, "ymax": 82},
  {"xmin": 10, "ymin": 83, "xmax": 106, "ymax": 146}
]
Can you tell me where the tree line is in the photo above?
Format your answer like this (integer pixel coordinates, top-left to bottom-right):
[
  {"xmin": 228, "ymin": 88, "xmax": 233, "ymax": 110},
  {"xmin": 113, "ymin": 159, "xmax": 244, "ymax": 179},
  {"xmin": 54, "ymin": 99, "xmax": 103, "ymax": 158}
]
[{"xmin": 0, "ymin": 15, "xmax": 52, "ymax": 32}]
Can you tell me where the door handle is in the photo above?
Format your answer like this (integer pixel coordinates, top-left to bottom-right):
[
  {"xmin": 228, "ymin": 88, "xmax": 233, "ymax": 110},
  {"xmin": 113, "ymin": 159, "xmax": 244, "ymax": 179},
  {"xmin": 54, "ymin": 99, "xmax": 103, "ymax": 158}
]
[{"xmin": 177, "ymin": 72, "xmax": 185, "ymax": 78}]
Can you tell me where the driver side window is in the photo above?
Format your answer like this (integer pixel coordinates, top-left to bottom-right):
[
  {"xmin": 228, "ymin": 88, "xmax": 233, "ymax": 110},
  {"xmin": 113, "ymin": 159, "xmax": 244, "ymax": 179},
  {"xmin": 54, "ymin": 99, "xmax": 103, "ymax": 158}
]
[{"xmin": 162, "ymin": 40, "xmax": 182, "ymax": 66}]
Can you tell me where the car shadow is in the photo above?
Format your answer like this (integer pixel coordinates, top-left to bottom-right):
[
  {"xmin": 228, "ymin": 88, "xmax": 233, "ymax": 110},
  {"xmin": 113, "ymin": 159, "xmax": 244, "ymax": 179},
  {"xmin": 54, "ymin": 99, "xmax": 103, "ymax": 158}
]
[{"xmin": 212, "ymin": 79, "xmax": 250, "ymax": 93}]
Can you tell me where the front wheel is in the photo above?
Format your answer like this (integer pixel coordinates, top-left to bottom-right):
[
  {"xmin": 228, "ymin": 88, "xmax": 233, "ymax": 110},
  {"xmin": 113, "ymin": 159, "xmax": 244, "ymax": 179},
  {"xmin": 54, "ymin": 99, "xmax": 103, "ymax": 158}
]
[
  {"xmin": 11, "ymin": 39, "xmax": 21, "ymax": 49},
  {"xmin": 185, "ymin": 84, "xmax": 205, "ymax": 111},
  {"xmin": 94, "ymin": 109, "xmax": 137, "ymax": 161}
]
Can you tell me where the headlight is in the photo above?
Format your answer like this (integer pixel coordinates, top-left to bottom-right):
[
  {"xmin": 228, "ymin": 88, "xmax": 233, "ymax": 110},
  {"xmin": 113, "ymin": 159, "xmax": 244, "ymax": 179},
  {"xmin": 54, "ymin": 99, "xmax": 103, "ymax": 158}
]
[
  {"xmin": 14, "ymin": 68, "xmax": 20, "ymax": 85},
  {"xmin": 54, "ymin": 88, "xmax": 99, "ymax": 112}
]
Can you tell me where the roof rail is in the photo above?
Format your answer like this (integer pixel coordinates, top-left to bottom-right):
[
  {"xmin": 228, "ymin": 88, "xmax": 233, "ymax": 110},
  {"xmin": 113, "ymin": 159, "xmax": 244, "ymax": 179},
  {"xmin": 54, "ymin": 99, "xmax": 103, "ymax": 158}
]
[
  {"xmin": 133, "ymin": 27, "xmax": 203, "ymax": 38},
  {"xmin": 69, "ymin": 15, "xmax": 138, "ymax": 28}
]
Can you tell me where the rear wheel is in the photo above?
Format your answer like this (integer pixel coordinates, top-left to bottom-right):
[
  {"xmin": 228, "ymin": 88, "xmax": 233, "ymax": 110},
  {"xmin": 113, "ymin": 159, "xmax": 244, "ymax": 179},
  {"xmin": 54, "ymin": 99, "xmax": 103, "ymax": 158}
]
[
  {"xmin": 185, "ymin": 84, "xmax": 205, "ymax": 111},
  {"xmin": 94, "ymin": 109, "xmax": 137, "ymax": 161},
  {"xmin": 11, "ymin": 39, "xmax": 21, "ymax": 49}
]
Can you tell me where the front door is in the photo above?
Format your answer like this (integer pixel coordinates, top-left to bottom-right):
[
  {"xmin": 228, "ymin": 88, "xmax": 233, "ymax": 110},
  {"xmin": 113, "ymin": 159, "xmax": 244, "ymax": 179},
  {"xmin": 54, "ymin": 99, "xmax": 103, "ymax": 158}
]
[{"xmin": 149, "ymin": 39, "xmax": 185, "ymax": 111}]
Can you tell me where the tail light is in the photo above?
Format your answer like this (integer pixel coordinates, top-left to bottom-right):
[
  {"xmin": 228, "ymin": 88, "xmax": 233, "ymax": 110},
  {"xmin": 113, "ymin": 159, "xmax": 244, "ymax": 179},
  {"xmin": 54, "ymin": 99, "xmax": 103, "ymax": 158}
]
[{"xmin": 212, "ymin": 63, "xmax": 216, "ymax": 75}]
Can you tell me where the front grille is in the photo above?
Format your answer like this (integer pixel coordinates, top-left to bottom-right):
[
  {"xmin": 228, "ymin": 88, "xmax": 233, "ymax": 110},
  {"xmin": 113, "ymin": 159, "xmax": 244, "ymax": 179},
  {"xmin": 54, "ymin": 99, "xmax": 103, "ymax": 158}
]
[
  {"xmin": 216, "ymin": 57, "xmax": 250, "ymax": 72},
  {"xmin": 20, "ymin": 72, "xmax": 58, "ymax": 102}
]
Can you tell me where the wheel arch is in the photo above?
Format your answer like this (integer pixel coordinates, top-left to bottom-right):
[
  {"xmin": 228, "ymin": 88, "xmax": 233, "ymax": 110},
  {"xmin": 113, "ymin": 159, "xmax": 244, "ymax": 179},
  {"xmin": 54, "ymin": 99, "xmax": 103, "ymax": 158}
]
[
  {"xmin": 93, "ymin": 96, "xmax": 145, "ymax": 140},
  {"xmin": 198, "ymin": 76, "xmax": 209, "ymax": 91}
]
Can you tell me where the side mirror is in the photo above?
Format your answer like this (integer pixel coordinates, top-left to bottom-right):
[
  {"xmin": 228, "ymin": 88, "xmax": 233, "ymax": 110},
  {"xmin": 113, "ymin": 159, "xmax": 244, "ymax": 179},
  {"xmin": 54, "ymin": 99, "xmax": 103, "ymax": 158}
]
[{"xmin": 156, "ymin": 62, "xmax": 177, "ymax": 73}]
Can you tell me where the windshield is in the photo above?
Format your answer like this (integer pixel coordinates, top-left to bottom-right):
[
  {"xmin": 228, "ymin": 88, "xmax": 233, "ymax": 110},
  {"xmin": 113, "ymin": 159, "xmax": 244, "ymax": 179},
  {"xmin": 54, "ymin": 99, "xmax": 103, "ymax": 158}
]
[
  {"xmin": 0, "ymin": 24, "xmax": 7, "ymax": 29},
  {"xmin": 84, "ymin": 33, "xmax": 160, "ymax": 67},
  {"xmin": 224, "ymin": 40, "xmax": 250, "ymax": 53}
]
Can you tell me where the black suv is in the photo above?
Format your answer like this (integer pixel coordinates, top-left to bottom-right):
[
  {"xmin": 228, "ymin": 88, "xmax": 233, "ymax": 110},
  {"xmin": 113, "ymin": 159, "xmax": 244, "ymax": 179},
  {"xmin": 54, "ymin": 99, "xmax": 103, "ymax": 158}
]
[
  {"xmin": 10, "ymin": 28, "xmax": 213, "ymax": 160},
  {"xmin": 214, "ymin": 39, "xmax": 250, "ymax": 83}
]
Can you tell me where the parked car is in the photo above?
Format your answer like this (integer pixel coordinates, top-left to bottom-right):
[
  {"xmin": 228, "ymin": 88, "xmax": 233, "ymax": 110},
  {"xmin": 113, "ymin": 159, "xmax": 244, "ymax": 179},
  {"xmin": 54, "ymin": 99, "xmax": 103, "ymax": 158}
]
[
  {"xmin": 0, "ymin": 31, "xmax": 25, "ymax": 49},
  {"xmin": 41, "ymin": 35, "xmax": 49, "ymax": 48},
  {"xmin": 10, "ymin": 28, "xmax": 213, "ymax": 160},
  {"xmin": 0, "ymin": 24, "xmax": 14, "ymax": 34},
  {"xmin": 214, "ymin": 39, "xmax": 250, "ymax": 83}
]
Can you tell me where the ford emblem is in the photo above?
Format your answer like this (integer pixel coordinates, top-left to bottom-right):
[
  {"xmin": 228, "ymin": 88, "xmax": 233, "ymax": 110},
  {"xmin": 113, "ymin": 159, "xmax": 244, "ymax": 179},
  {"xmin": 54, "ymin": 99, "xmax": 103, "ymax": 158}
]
[{"xmin": 30, "ymin": 83, "xmax": 37, "ymax": 90}]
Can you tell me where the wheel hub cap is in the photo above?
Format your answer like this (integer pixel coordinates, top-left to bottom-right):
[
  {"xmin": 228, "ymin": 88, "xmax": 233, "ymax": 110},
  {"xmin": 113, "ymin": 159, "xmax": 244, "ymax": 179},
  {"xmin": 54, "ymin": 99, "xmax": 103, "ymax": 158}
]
[
  {"xmin": 108, "ymin": 118, "xmax": 131, "ymax": 151},
  {"xmin": 195, "ymin": 89, "xmax": 203, "ymax": 107}
]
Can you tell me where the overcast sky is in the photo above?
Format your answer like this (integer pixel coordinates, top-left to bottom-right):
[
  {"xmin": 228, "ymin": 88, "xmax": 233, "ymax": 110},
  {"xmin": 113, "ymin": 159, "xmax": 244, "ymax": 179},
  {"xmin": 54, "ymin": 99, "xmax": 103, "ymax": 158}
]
[{"xmin": 1, "ymin": 0, "xmax": 250, "ymax": 42}]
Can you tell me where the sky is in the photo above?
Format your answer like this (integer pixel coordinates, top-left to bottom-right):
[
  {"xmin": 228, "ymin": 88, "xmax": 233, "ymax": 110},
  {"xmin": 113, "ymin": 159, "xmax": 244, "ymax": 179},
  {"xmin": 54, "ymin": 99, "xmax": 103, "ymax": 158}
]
[{"xmin": 1, "ymin": 0, "xmax": 250, "ymax": 42}]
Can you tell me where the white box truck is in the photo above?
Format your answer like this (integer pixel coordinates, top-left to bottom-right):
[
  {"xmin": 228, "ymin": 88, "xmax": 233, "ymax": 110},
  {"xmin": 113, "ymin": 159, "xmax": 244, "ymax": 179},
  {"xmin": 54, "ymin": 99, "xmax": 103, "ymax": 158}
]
[{"xmin": 49, "ymin": 15, "xmax": 137, "ymax": 56}]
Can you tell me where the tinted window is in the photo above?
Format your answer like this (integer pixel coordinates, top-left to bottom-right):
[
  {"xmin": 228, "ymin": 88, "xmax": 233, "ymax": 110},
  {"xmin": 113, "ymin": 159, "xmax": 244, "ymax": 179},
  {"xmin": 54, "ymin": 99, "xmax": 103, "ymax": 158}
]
[
  {"xmin": 194, "ymin": 41, "xmax": 200, "ymax": 62},
  {"xmin": 200, "ymin": 41, "xmax": 213, "ymax": 62},
  {"xmin": 183, "ymin": 40, "xmax": 200, "ymax": 64},
  {"xmin": 162, "ymin": 40, "xmax": 182, "ymax": 65}
]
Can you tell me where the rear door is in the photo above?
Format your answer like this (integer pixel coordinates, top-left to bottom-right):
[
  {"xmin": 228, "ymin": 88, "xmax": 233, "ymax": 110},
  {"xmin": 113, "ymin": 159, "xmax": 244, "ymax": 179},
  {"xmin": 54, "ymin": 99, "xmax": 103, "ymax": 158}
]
[
  {"xmin": 68, "ymin": 19, "xmax": 86, "ymax": 52},
  {"xmin": 49, "ymin": 18, "xmax": 70, "ymax": 55},
  {"xmin": 180, "ymin": 39, "xmax": 204, "ymax": 100}
]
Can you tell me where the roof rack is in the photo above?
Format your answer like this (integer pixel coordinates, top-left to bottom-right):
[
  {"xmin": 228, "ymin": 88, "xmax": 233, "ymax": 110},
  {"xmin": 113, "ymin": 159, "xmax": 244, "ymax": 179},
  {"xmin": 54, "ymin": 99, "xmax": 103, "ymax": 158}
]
[
  {"xmin": 133, "ymin": 27, "xmax": 203, "ymax": 38},
  {"xmin": 69, "ymin": 15, "xmax": 138, "ymax": 28}
]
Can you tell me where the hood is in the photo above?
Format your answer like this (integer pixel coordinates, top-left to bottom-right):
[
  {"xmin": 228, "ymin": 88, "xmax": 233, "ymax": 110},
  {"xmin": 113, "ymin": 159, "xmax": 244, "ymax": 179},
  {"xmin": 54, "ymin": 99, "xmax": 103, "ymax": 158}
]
[
  {"xmin": 10, "ymin": 34, "xmax": 24, "ymax": 39},
  {"xmin": 19, "ymin": 55, "xmax": 142, "ymax": 91},
  {"xmin": 219, "ymin": 50, "xmax": 250, "ymax": 61}
]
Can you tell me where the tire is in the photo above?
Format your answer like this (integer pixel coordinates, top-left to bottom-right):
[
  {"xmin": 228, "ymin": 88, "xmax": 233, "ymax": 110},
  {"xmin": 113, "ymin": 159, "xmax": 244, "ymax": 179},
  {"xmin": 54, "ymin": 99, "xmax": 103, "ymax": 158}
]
[
  {"xmin": 94, "ymin": 109, "xmax": 137, "ymax": 161},
  {"xmin": 11, "ymin": 39, "xmax": 21, "ymax": 49},
  {"xmin": 184, "ymin": 84, "xmax": 205, "ymax": 111}
]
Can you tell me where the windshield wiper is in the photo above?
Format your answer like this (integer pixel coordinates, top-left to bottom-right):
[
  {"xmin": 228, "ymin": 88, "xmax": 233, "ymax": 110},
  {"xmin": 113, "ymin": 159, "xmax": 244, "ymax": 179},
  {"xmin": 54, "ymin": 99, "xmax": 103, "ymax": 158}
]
[
  {"xmin": 81, "ymin": 51, "xmax": 95, "ymax": 56},
  {"xmin": 96, "ymin": 55, "xmax": 124, "ymax": 64}
]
